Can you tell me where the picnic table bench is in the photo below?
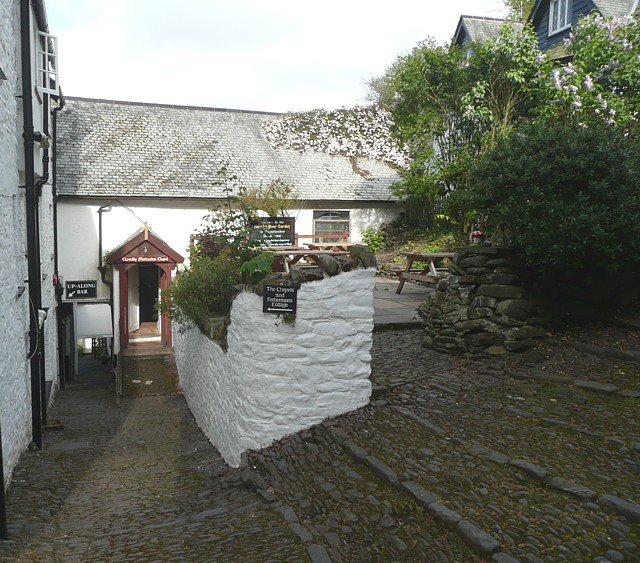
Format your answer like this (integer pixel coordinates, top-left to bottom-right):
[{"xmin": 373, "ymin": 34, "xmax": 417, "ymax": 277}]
[{"xmin": 396, "ymin": 252, "xmax": 454, "ymax": 294}]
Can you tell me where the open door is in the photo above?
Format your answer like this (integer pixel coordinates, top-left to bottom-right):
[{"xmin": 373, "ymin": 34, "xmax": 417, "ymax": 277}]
[{"xmin": 128, "ymin": 266, "xmax": 140, "ymax": 333}]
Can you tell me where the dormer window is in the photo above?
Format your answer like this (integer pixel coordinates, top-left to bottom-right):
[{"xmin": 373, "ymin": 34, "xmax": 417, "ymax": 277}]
[
  {"xmin": 549, "ymin": 0, "xmax": 571, "ymax": 35},
  {"xmin": 36, "ymin": 31, "xmax": 59, "ymax": 96}
]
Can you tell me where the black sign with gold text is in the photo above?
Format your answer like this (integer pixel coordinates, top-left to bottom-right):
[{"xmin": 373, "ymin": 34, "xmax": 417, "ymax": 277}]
[{"xmin": 253, "ymin": 217, "xmax": 295, "ymax": 247}]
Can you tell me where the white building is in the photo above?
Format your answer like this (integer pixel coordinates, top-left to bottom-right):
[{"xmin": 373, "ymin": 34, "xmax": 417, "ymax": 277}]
[
  {"xmin": 55, "ymin": 97, "xmax": 402, "ymax": 362},
  {"xmin": 0, "ymin": 0, "xmax": 61, "ymax": 510}
]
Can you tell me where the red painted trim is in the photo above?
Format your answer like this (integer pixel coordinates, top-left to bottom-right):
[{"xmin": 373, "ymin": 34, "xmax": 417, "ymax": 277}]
[{"xmin": 107, "ymin": 229, "xmax": 184, "ymax": 264}]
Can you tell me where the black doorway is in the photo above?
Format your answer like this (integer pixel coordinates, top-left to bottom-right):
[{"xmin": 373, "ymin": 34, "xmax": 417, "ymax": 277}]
[{"xmin": 138, "ymin": 265, "xmax": 159, "ymax": 323}]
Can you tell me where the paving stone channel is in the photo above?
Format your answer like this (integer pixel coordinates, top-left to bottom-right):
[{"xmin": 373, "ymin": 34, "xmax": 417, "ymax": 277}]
[{"xmin": 3, "ymin": 324, "xmax": 639, "ymax": 562}]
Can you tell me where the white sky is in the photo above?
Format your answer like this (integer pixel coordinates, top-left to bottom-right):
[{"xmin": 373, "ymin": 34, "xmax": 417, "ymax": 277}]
[{"xmin": 47, "ymin": 0, "xmax": 507, "ymax": 113}]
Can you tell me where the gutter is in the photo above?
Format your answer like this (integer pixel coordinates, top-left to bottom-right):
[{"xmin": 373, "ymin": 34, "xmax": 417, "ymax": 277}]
[
  {"xmin": 21, "ymin": 0, "xmax": 44, "ymax": 450},
  {"xmin": 97, "ymin": 205, "xmax": 116, "ymax": 370}
]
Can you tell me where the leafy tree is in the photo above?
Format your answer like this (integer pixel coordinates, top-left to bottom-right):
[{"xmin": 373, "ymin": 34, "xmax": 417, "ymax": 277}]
[
  {"xmin": 503, "ymin": 0, "xmax": 536, "ymax": 21},
  {"xmin": 543, "ymin": 13, "xmax": 640, "ymax": 128},
  {"xmin": 371, "ymin": 24, "xmax": 547, "ymax": 224},
  {"xmin": 469, "ymin": 121, "xmax": 640, "ymax": 311}
]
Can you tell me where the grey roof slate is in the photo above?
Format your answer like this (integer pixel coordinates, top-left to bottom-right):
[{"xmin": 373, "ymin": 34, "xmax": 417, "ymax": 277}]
[
  {"xmin": 56, "ymin": 98, "xmax": 400, "ymax": 202},
  {"xmin": 455, "ymin": 16, "xmax": 506, "ymax": 45},
  {"xmin": 593, "ymin": 0, "xmax": 638, "ymax": 17}
]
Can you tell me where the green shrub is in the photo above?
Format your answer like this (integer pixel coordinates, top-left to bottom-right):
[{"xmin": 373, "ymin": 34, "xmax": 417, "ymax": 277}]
[
  {"xmin": 470, "ymin": 121, "xmax": 640, "ymax": 312},
  {"xmin": 165, "ymin": 253, "xmax": 241, "ymax": 331},
  {"xmin": 361, "ymin": 227, "xmax": 386, "ymax": 253}
]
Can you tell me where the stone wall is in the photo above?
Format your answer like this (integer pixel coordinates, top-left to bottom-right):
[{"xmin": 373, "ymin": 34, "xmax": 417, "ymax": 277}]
[
  {"xmin": 421, "ymin": 247, "xmax": 547, "ymax": 355},
  {"xmin": 173, "ymin": 268, "xmax": 375, "ymax": 467},
  {"xmin": 0, "ymin": 0, "xmax": 32, "ymax": 486}
]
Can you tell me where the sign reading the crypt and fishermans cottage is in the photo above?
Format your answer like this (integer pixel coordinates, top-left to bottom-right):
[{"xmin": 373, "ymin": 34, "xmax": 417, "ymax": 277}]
[{"xmin": 263, "ymin": 285, "xmax": 297, "ymax": 314}]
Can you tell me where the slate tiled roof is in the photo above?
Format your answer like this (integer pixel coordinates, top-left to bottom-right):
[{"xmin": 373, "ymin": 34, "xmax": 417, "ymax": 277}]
[
  {"xmin": 454, "ymin": 16, "xmax": 506, "ymax": 46},
  {"xmin": 593, "ymin": 0, "xmax": 638, "ymax": 17},
  {"xmin": 56, "ymin": 98, "xmax": 401, "ymax": 202}
]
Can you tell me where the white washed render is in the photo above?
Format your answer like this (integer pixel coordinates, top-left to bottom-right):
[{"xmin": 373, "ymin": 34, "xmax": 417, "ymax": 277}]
[{"xmin": 173, "ymin": 269, "xmax": 376, "ymax": 467}]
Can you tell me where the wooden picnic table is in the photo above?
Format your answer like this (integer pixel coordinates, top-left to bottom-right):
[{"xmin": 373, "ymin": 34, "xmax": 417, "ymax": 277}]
[
  {"xmin": 396, "ymin": 252, "xmax": 454, "ymax": 294},
  {"xmin": 306, "ymin": 242, "xmax": 354, "ymax": 251},
  {"xmin": 270, "ymin": 249, "xmax": 350, "ymax": 273}
]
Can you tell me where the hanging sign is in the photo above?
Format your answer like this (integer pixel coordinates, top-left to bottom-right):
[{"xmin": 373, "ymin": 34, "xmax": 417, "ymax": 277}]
[
  {"xmin": 253, "ymin": 217, "xmax": 295, "ymax": 247},
  {"xmin": 121, "ymin": 256, "xmax": 171, "ymax": 263},
  {"xmin": 263, "ymin": 285, "xmax": 297, "ymax": 314},
  {"xmin": 66, "ymin": 280, "xmax": 97, "ymax": 299}
]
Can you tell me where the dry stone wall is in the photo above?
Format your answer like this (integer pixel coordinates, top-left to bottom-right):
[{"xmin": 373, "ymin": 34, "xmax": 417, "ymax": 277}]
[
  {"xmin": 173, "ymin": 267, "xmax": 376, "ymax": 467},
  {"xmin": 421, "ymin": 247, "xmax": 548, "ymax": 355}
]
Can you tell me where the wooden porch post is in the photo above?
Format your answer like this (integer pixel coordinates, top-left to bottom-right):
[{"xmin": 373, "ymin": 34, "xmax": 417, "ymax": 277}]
[{"xmin": 158, "ymin": 263, "xmax": 175, "ymax": 347}]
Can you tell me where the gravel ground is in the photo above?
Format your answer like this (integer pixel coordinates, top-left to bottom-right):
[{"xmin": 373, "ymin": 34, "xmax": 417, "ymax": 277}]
[{"xmin": 2, "ymin": 324, "xmax": 639, "ymax": 562}]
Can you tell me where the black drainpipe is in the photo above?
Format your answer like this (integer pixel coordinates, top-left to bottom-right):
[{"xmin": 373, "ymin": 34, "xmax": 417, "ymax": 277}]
[
  {"xmin": 52, "ymin": 91, "xmax": 65, "ymax": 390},
  {"xmin": 0, "ymin": 419, "xmax": 6, "ymax": 539},
  {"xmin": 21, "ymin": 0, "xmax": 44, "ymax": 449}
]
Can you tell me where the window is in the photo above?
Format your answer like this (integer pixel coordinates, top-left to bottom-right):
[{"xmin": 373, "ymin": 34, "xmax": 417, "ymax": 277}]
[
  {"xmin": 313, "ymin": 211, "xmax": 350, "ymax": 243},
  {"xmin": 36, "ymin": 31, "xmax": 59, "ymax": 96},
  {"xmin": 549, "ymin": 0, "xmax": 571, "ymax": 35}
]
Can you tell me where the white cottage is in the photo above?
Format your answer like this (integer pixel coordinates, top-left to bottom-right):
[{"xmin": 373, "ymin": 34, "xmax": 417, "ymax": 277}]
[
  {"xmin": 0, "ymin": 0, "xmax": 61, "ymax": 522},
  {"xmin": 55, "ymin": 97, "xmax": 402, "ymax": 367}
]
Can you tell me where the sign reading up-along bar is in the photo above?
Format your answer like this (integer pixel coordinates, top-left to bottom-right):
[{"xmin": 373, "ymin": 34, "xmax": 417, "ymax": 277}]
[
  {"xmin": 254, "ymin": 217, "xmax": 295, "ymax": 247},
  {"xmin": 263, "ymin": 285, "xmax": 297, "ymax": 315},
  {"xmin": 66, "ymin": 280, "xmax": 97, "ymax": 300}
]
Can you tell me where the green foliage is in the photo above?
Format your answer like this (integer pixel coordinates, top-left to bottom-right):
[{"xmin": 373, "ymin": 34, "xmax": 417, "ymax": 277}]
[
  {"xmin": 372, "ymin": 25, "xmax": 547, "ymax": 225},
  {"xmin": 240, "ymin": 179, "xmax": 300, "ymax": 218},
  {"xmin": 194, "ymin": 165, "xmax": 259, "ymax": 263},
  {"xmin": 165, "ymin": 164, "xmax": 288, "ymax": 330},
  {"xmin": 164, "ymin": 253, "xmax": 241, "ymax": 331},
  {"xmin": 469, "ymin": 121, "xmax": 640, "ymax": 309},
  {"xmin": 542, "ymin": 14, "xmax": 640, "ymax": 128},
  {"xmin": 240, "ymin": 252, "xmax": 275, "ymax": 284},
  {"xmin": 361, "ymin": 227, "xmax": 386, "ymax": 253},
  {"xmin": 503, "ymin": 0, "xmax": 536, "ymax": 21}
]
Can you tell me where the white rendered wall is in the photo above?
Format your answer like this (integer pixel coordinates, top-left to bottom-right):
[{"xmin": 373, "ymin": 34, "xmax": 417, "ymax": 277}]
[
  {"xmin": 40, "ymin": 184, "xmax": 59, "ymax": 397},
  {"xmin": 0, "ymin": 0, "xmax": 33, "ymax": 486},
  {"xmin": 57, "ymin": 199, "xmax": 400, "ymax": 298},
  {"xmin": 173, "ymin": 268, "xmax": 375, "ymax": 467}
]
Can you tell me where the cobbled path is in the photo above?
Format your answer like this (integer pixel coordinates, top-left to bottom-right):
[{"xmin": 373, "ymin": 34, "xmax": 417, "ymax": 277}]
[
  {"xmin": 2, "ymin": 363, "xmax": 305, "ymax": 562},
  {"xmin": 3, "ymin": 325, "xmax": 639, "ymax": 562}
]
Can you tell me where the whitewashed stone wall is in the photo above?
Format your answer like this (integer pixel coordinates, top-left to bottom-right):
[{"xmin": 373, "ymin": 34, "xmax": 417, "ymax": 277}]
[
  {"xmin": 174, "ymin": 268, "xmax": 375, "ymax": 467},
  {"xmin": 40, "ymin": 183, "xmax": 60, "ymax": 402},
  {"xmin": 0, "ymin": 0, "xmax": 32, "ymax": 486}
]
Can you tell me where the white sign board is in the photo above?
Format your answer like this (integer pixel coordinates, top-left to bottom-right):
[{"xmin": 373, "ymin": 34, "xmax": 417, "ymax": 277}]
[{"xmin": 74, "ymin": 302, "xmax": 113, "ymax": 338}]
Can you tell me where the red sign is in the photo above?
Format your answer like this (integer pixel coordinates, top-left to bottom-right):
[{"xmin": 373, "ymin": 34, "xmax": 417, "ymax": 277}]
[{"xmin": 121, "ymin": 256, "xmax": 170, "ymax": 263}]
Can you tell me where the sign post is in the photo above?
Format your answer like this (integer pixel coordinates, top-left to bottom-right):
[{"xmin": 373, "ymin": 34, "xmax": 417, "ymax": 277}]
[
  {"xmin": 263, "ymin": 285, "xmax": 297, "ymax": 315},
  {"xmin": 65, "ymin": 280, "xmax": 97, "ymax": 300}
]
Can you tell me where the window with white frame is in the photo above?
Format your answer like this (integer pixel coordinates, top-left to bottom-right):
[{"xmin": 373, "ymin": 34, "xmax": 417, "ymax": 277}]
[
  {"xmin": 36, "ymin": 31, "xmax": 59, "ymax": 96},
  {"xmin": 549, "ymin": 0, "xmax": 571, "ymax": 35},
  {"xmin": 312, "ymin": 211, "xmax": 350, "ymax": 243}
]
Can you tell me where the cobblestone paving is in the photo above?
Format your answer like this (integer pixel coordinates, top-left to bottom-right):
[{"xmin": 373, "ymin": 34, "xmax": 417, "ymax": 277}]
[
  {"xmin": 2, "ymin": 363, "xmax": 305, "ymax": 562},
  {"xmin": 3, "ymin": 325, "xmax": 639, "ymax": 562}
]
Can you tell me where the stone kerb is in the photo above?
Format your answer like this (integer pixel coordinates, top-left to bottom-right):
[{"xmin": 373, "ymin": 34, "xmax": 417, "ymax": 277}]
[
  {"xmin": 173, "ymin": 267, "xmax": 376, "ymax": 467},
  {"xmin": 421, "ymin": 247, "xmax": 548, "ymax": 355}
]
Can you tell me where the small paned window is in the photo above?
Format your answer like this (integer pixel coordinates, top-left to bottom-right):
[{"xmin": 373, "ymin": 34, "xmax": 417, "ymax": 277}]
[
  {"xmin": 549, "ymin": 0, "xmax": 571, "ymax": 35},
  {"xmin": 313, "ymin": 211, "xmax": 350, "ymax": 243},
  {"xmin": 36, "ymin": 31, "xmax": 59, "ymax": 96}
]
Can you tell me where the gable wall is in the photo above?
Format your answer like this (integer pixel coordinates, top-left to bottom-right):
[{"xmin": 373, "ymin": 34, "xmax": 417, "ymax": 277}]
[{"xmin": 534, "ymin": 0, "xmax": 597, "ymax": 51}]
